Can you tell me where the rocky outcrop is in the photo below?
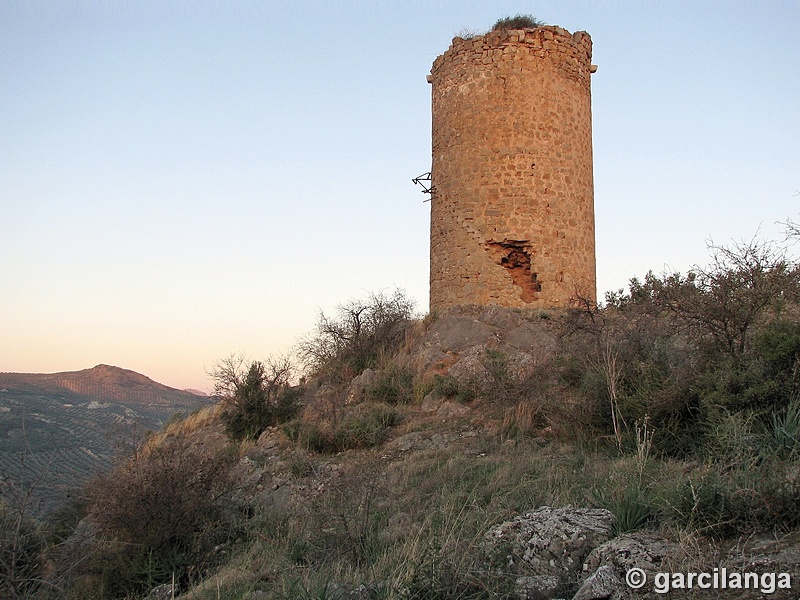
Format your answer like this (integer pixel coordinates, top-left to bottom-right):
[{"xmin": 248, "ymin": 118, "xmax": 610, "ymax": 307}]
[
  {"xmin": 345, "ymin": 368, "xmax": 377, "ymax": 404},
  {"xmin": 483, "ymin": 506, "xmax": 615, "ymax": 598},
  {"xmin": 583, "ymin": 532, "xmax": 683, "ymax": 587},
  {"xmin": 479, "ymin": 508, "xmax": 700, "ymax": 600},
  {"xmin": 572, "ymin": 565, "xmax": 623, "ymax": 600},
  {"xmin": 401, "ymin": 305, "xmax": 559, "ymax": 381}
]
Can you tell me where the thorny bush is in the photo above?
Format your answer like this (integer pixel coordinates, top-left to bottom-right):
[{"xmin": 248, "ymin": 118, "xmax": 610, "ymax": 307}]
[{"xmin": 297, "ymin": 289, "xmax": 416, "ymax": 383}]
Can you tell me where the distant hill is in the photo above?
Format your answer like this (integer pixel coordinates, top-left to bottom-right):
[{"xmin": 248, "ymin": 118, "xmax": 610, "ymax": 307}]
[
  {"xmin": 0, "ymin": 365, "xmax": 215, "ymax": 517},
  {"xmin": 0, "ymin": 364, "xmax": 206, "ymax": 405}
]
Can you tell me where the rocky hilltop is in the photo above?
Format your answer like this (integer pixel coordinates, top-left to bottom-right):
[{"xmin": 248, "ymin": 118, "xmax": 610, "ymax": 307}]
[
  {"xmin": 11, "ymin": 284, "xmax": 800, "ymax": 598},
  {"xmin": 64, "ymin": 303, "xmax": 798, "ymax": 600}
]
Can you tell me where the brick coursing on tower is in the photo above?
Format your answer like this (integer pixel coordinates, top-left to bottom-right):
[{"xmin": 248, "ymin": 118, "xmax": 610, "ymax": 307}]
[{"xmin": 428, "ymin": 26, "xmax": 597, "ymax": 310}]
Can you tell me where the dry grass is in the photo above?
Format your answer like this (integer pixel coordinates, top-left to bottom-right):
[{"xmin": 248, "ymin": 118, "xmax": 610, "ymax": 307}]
[{"xmin": 143, "ymin": 403, "xmax": 224, "ymax": 452}]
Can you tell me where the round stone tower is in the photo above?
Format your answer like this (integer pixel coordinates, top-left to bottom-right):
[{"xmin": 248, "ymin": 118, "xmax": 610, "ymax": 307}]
[{"xmin": 428, "ymin": 25, "xmax": 597, "ymax": 311}]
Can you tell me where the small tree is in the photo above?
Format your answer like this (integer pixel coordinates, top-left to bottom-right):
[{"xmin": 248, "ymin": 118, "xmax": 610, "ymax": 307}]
[
  {"xmin": 648, "ymin": 239, "xmax": 800, "ymax": 358},
  {"xmin": 589, "ymin": 237, "xmax": 800, "ymax": 448},
  {"xmin": 213, "ymin": 355, "xmax": 301, "ymax": 442}
]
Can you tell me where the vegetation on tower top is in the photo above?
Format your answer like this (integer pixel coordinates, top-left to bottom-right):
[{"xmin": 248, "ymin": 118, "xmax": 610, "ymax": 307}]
[{"xmin": 492, "ymin": 14, "xmax": 545, "ymax": 31}]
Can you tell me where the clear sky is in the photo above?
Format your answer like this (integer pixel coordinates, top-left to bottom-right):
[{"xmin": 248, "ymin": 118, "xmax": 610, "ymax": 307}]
[{"xmin": 2, "ymin": 1, "xmax": 798, "ymax": 392}]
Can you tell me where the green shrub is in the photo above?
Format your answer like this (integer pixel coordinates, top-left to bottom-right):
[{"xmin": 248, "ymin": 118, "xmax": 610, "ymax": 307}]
[
  {"xmin": 285, "ymin": 404, "xmax": 399, "ymax": 454},
  {"xmin": 431, "ymin": 374, "xmax": 475, "ymax": 403},
  {"xmin": 703, "ymin": 410, "xmax": 762, "ymax": 468},
  {"xmin": 769, "ymin": 394, "xmax": 800, "ymax": 458},
  {"xmin": 362, "ymin": 364, "xmax": 414, "ymax": 405},
  {"xmin": 213, "ymin": 356, "xmax": 302, "ymax": 442},
  {"xmin": 492, "ymin": 14, "xmax": 544, "ymax": 30},
  {"xmin": 608, "ymin": 484, "xmax": 652, "ymax": 535},
  {"xmin": 657, "ymin": 459, "xmax": 800, "ymax": 538},
  {"xmin": 82, "ymin": 437, "xmax": 237, "ymax": 597}
]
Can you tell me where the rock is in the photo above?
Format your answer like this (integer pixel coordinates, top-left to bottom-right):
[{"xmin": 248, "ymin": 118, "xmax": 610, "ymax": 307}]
[
  {"xmin": 440, "ymin": 339, "xmax": 537, "ymax": 384},
  {"xmin": 387, "ymin": 430, "xmax": 461, "ymax": 452},
  {"xmin": 572, "ymin": 565, "xmax": 623, "ymax": 600},
  {"xmin": 516, "ymin": 575, "xmax": 565, "ymax": 600},
  {"xmin": 255, "ymin": 426, "xmax": 283, "ymax": 450},
  {"xmin": 483, "ymin": 506, "xmax": 614, "ymax": 582},
  {"xmin": 476, "ymin": 304, "xmax": 526, "ymax": 330},
  {"xmin": 401, "ymin": 305, "xmax": 561, "ymax": 379},
  {"xmin": 504, "ymin": 322, "xmax": 557, "ymax": 355},
  {"xmin": 388, "ymin": 431, "xmax": 426, "ymax": 452},
  {"xmin": 448, "ymin": 346, "xmax": 490, "ymax": 382},
  {"xmin": 345, "ymin": 368, "xmax": 377, "ymax": 404},
  {"xmin": 427, "ymin": 313, "xmax": 498, "ymax": 352},
  {"xmin": 725, "ymin": 531, "xmax": 800, "ymax": 573},
  {"xmin": 436, "ymin": 400, "xmax": 470, "ymax": 419},
  {"xmin": 499, "ymin": 349, "xmax": 536, "ymax": 379},
  {"xmin": 421, "ymin": 392, "xmax": 443, "ymax": 412},
  {"xmin": 147, "ymin": 583, "xmax": 176, "ymax": 599},
  {"xmin": 582, "ymin": 532, "xmax": 682, "ymax": 583}
]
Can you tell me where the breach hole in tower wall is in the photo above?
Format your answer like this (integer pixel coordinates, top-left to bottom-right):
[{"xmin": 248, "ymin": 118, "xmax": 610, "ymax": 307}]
[{"xmin": 485, "ymin": 240, "xmax": 542, "ymax": 303}]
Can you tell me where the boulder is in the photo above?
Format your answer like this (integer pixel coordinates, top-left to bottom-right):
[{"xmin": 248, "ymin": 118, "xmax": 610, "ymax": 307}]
[
  {"xmin": 515, "ymin": 575, "xmax": 565, "ymax": 600},
  {"xmin": 448, "ymin": 346, "xmax": 491, "ymax": 382},
  {"xmin": 582, "ymin": 532, "xmax": 683, "ymax": 582},
  {"xmin": 345, "ymin": 368, "xmax": 377, "ymax": 404},
  {"xmin": 572, "ymin": 565, "xmax": 623, "ymax": 600},
  {"xmin": 484, "ymin": 506, "xmax": 615, "ymax": 583}
]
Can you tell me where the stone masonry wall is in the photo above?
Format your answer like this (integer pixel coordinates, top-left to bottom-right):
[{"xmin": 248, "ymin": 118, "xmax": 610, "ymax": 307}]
[{"xmin": 429, "ymin": 26, "xmax": 597, "ymax": 310}]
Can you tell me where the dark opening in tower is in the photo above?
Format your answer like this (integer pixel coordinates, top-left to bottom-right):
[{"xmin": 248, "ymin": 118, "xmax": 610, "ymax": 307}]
[{"xmin": 485, "ymin": 240, "xmax": 542, "ymax": 303}]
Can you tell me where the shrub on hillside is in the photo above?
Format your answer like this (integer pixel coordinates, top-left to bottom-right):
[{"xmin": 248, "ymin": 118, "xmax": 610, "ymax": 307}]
[
  {"xmin": 212, "ymin": 355, "xmax": 302, "ymax": 442},
  {"xmin": 284, "ymin": 404, "xmax": 398, "ymax": 454},
  {"xmin": 656, "ymin": 458, "xmax": 800, "ymax": 538},
  {"xmin": 297, "ymin": 289, "xmax": 416, "ymax": 382},
  {"xmin": 621, "ymin": 239, "xmax": 800, "ymax": 359},
  {"xmin": 431, "ymin": 373, "xmax": 476, "ymax": 404},
  {"xmin": 0, "ymin": 499, "xmax": 46, "ymax": 599},
  {"xmin": 82, "ymin": 437, "xmax": 237, "ymax": 598},
  {"xmin": 770, "ymin": 394, "xmax": 800, "ymax": 458},
  {"xmin": 362, "ymin": 364, "xmax": 414, "ymax": 405},
  {"xmin": 562, "ymin": 239, "xmax": 800, "ymax": 456}
]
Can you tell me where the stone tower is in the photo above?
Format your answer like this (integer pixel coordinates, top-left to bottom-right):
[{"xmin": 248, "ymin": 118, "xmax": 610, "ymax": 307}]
[{"xmin": 428, "ymin": 25, "xmax": 597, "ymax": 311}]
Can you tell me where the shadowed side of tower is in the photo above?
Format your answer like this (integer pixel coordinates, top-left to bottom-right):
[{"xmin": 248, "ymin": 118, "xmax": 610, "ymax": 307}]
[{"xmin": 428, "ymin": 26, "xmax": 597, "ymax": 311}]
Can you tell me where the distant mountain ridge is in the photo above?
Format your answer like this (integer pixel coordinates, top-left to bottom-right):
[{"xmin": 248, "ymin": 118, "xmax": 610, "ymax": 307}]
[
  {"xmin": 0, "ymin": 364, "xmax": 205, "ymax": 405},
  {"xmin": 0, "ymin": 365, "xmax": 214, "ymax": 517}
]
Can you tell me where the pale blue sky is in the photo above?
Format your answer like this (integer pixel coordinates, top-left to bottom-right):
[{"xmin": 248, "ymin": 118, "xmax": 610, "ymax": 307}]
[{"xmin": 2, "ymin": 1, "xmax": 798, "ymax": 391}]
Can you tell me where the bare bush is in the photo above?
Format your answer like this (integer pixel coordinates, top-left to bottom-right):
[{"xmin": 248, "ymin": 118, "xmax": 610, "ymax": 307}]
[
  {"xmin": 559, "ymin": 238, "xmax": 800, "ymax": 455},
  {"xmin": 636, "ymin": 239, "xmax": 800, "ymax": 358},
  {"xmin": 0, "ymin": 498, "xmax": 46, "ymax": 599},
  {"xmin": 297, "ymin": 289, "xmax": 416, "ymax": 382}
]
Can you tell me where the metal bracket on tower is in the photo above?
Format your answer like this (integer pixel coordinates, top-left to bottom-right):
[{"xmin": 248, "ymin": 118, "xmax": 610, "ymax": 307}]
[{"xmin": 412, "ymin": 172, "xmax": 433, "ymax": 201}]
